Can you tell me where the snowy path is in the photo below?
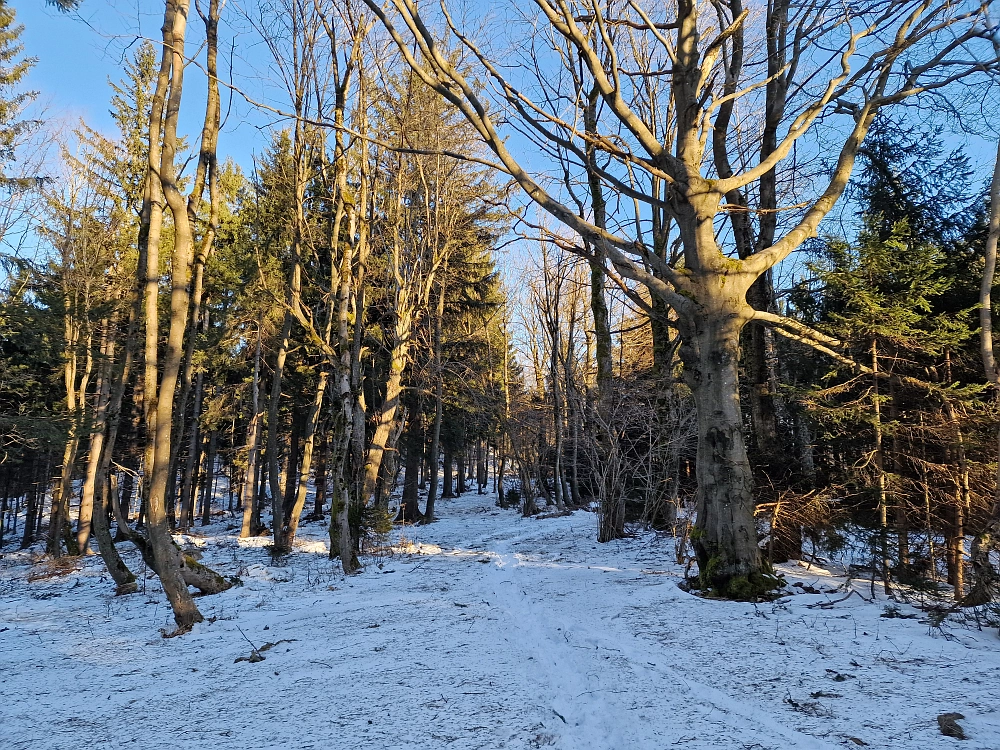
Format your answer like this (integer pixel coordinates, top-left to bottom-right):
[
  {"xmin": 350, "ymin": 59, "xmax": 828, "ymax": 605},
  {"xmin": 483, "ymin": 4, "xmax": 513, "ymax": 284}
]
[{"xmin": 3, "ymin": 491, "xmax": 1000, "ymax": 749}]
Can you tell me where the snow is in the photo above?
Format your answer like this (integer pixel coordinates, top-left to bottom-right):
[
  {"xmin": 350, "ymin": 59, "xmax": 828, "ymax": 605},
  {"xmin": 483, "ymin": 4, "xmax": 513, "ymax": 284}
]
[{"xmin": 2, "ymin": 491, "xmax": 1000, "ymax": 750}]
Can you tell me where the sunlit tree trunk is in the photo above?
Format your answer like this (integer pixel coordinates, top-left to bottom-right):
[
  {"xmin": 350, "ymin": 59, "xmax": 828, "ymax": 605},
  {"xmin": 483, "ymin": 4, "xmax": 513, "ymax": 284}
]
[
  {"xmin": 241, "ymin": 328, "xmax": 263, "ymax": 538},
  {"xmin": 49, "ymin": 283, "xmax": 93, "ymax": 557},
  {"xmin": 199, "ymin": 428, "xmax": 217, "ymax": 526},
  {"xmin": 423, "ymin": 281, "xmax": 446, "ymax": 522},
  {"xmin": 870, "ymin": 340, "xmax": 891, "ymax": 595},
  {"xmin": 77, "ymin": 318, "xmax": 113, "ymax": 552},
  {"xmin": 364, "ymin": 307, "xmax": 411, "ymax": 508},
  {"xmin": 969, "ymin": 141, "xmax": 1000, "ymax": 605},
  {"xmin": 141, "ymin": 0, "xmax": 228, "ymax": 632}
]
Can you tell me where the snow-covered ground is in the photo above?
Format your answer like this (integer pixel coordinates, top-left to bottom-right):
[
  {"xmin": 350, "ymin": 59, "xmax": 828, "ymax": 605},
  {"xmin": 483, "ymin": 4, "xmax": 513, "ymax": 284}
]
[{"xmin": 2, "ymin": 491, "xmax": 999, "ymax": 750}]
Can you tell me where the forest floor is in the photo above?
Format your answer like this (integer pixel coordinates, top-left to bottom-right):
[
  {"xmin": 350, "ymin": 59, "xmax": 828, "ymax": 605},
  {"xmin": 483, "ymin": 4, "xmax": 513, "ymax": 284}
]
[{"xmin": 2, "ymin": 490, "xmax": 1000, "ymax": 750}]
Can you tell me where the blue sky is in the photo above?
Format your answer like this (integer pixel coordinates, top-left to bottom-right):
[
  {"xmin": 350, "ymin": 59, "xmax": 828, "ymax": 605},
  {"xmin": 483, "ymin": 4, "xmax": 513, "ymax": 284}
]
[
  {"xmin": 15, "ymin": 1, "xmax": 997, "ymax": 193},
  {"xmin": 16, "ymin": 1, "xmax": 269, "ymax": 170}
]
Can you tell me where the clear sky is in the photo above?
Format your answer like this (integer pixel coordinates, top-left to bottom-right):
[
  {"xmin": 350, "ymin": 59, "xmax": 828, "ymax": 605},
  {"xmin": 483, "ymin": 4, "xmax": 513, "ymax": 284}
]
[
  {"xmin": 15, "ymin": 1, "xmax": 998, "ymax": 192},
  {"xmin": 15, "ymin": 0, "xmax": 270, "ymax": 170}
]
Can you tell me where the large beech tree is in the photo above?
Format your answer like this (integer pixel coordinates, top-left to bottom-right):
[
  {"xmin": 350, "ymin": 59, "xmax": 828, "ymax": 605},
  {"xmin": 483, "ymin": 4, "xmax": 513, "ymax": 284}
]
[{"xmin": 363, "ymin": 0, "xmax": 1000, "ymax": 595}]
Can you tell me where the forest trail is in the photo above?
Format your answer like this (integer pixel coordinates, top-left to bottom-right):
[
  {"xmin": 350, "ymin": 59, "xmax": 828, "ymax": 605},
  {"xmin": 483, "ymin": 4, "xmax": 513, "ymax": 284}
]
[{"xmin": 3, "ymin": 490, "xmax": 1000, "ymax": 750}]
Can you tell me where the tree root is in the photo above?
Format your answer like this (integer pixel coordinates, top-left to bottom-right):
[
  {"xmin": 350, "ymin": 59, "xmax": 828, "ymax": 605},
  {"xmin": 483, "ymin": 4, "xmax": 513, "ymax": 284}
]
[{"xmin": 111, "ymin": 496, "xmax": 231, "ymax": 595}]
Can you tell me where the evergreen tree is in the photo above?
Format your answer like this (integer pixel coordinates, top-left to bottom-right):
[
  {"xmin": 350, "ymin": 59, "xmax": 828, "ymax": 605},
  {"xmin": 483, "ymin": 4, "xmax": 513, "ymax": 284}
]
[
  {"xmin": 787, "ymin": 123, "xmax": 990, "ymax": 596},
  {"xmin": 0, "ymin": 1, "xmax": 37, "ymax": 171}
]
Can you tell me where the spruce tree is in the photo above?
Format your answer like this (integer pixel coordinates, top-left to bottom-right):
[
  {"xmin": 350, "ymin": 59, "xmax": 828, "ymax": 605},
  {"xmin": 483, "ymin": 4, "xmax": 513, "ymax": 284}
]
[
  {"xmin": 0, "ymin": 0, "xmax": 38, "ymax": 188},
  {"xmin": 790, "ymin": 123, "xmax": 988, "ymax": 595}
]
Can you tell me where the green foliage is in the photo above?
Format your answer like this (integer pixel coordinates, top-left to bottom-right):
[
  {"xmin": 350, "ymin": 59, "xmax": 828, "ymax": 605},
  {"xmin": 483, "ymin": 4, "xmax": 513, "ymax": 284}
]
[
  {"xmin": 0, "ymin": 1, "xmax": 37, "ymax": 166},
  {"xmin": 0, "ymin": 264, "xmax": 63, "ymax": 460},
  {"xmin": 104, "ymin": 40, "xmax": 156, "ymax": 216},
  {"xmin": 783, "ymin": 120, "xmax": 992, "ymax": 585},
  {"xmin": 499, "ymin": 487, "xmax": 520, "ymax": 509},
  {"xmin": 812, "ymin": 216, "xmax": 971, "ymax": 356},
  {"xmin": 45, "ymin": 1, "xmax": 82, "ymax": 11}
]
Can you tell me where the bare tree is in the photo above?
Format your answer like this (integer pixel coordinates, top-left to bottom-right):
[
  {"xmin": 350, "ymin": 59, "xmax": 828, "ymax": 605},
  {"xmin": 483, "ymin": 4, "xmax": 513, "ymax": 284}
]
[
  {"xmin": 362, "ymin": 0, "xmax": 999, "ymax": 596},
  {"xmin": 137, "ymin": 0, "xmax": 230, "ymax": 633}
]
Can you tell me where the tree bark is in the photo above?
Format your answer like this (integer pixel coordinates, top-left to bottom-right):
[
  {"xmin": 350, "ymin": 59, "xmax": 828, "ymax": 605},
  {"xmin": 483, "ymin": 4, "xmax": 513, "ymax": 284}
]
[
  {"xmin": 267, "ymin": 309, "xmax": 294, "ymax": 538},
  {"xmin": 943, "ymin": 399, "xmax": 969, "ymax": 601},
  {"xmin": 177, "ymin": 368, "xmax": 204, "ymax": 529},
  {"xmin": 683, "ymin": 313, "xmax": 764, "ymax": 597},
  {"xmin": 49, "ymin": 287, "xmax": 93, "ymax": 557},
  {"xmin": 397, "ymin": 415, "xmax": 423, "ymax": 522},
  {"xmin": 423, "ymin": 280, "xmax": 446, "ymax": 522},
  {"xmin": 21, "ymin": 455, "xmax": 39, "ymax": 548},
  {"xmin": 968, "ymin": 140, "xmax": 1000, "ymax": 605},
  {"xmin": 456, "ymin": 452, "xmax": 466, "ymax": 496},
  {"xmin": 275, "ymin": 370, "xmax": 328, "ymax": 551},
  {"xmin": 199, "ymin": 429, "xmax": 216, "ymax": 526},
  {"xmin": 313, "ymin": 425, "xmax": 328, "ymax": 518},
  {"xmin": 241, "ymin": 328, "xmax": 264, "ymax": 537},
  {"xmin": 94, "ymin": 473, "xmax": 138, "ymax": 594},
  {"xmin": 141, "ymin": 0, "xmax": 228, "ymax": 633},
  {"xmin": 146, "ymin": 0, "xmax": 208, "ymax": 631},
  {"xmin": 363, "ymin": 312, "xmax": 410, "ymax": 507},
  {"xmin": 871, "ymin": 340, "xmax": 891, "ymax": 595},
  {"xmin": 442, "ymin": 451, "xmax": 454, "ymax": 498},
  {"xmin": 77, "ymin": 320, "xmax": 114, "ymax": 552}
]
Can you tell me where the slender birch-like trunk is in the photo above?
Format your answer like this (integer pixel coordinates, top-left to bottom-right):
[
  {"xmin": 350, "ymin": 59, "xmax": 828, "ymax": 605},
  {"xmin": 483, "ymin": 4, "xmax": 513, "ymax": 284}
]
[
  {"xmin": 423, "ymin": 281, "xmax": 446, "ymax": 522},
  {"xmin": 77, "ymin": 319, "xmax": 113, "ymax": 552},
  {"xmin": 241, "ymin": 328, "xmax": 263, "ymax": 538}
]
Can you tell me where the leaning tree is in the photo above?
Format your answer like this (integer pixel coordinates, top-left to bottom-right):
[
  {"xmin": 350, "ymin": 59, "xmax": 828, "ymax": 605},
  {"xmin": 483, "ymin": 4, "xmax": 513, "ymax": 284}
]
[{"xmin": 363, "ymin": 0, "xmax": 1000, "ymax": 596}]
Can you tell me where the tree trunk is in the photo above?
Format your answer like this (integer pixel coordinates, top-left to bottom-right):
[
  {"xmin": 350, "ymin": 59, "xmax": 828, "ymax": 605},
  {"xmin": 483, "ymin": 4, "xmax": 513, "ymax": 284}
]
[
  {"xmin": 944, "ymin": 399, "xmax": 969, "ymax": 601},
  {"xmin": 745, "ymin": 276, "xmax": 781, "ymax": 458},
  {"xmin": 275, "ymin": 371, "xmax": 328, "ymax": 551},
  {"xmin": 115, "ymin": 468, "xmax": 135, "ymax": 541},
  {"xmin": 178, "ymin": 368, "xmax": 205, "ymax": 529},
  {"xmin": 476, "ymin": 440, "xmax": 486, "ymax": 495},
  {"xmin": 442, "ymin": 451, "xmax": 454, "ymax": 498},
  {"xmin": 330, "ymin": 354, "xmax": 361, "ymax": 573},
  {"xmin": 871, "ymin": 340, "xmax": 892, "ymax": 595},
  {"xmin": 423, "ymin": 374, "xmax": 443, "ymax": 521},
  {"xmin": 49, "ymin": 418, "xmax": 81, "ymax": 556},
  {"xmin": 794, "ymin": 412, "xmax": 816, "ymax": 482},
  {"xmin": 584, "ymin": 90, "xmax": 617, "ymax": 531},
  {"xmin": 685, "ymin": 314, "xmax": 765, "ymax": 597},
  {"xmin": 93, "ymin": 473, "xmax": 138, "ymax": 594},
  {"xmin": 423, "ymin": 285, "xmax": 446, "ymax": 522},
  {"xmin": 267, "ymin": 309, "xmax": 294, "ymax": 538},
  {"xmin": 21, "ymin": 456, "xmax": 39, "ymax": 548},
  {"xmin": 550, "ymin": 341, "xmax": 564, "ymax": 510},
  {"xmin": 363, "ymin": 314, "xmax": 410, "ymax": 508},
  {"xmin": 968, "ymin": 141, "xmax": 1000, "ymax": 605},
  {"xmin": 142, "ymin": 0, "xmax": 228, "ymax": 633},
  {"xmin": 241, "ymin": 329, "xmax": 263, "ymax": 538},
  {"xmin": 280, "ymin": 410, "xmax": 302, "ymax": 519},
  {"xmin": 397, "ymin": 417, "xmax": 423, "ymax": 522},
  {"xmin": 77, "ymin": 322, "xmax": 115, "ymax": 553},
  {"xmin": 200, "ymin": 429, "xmax": 217, "ymax": 526},
  {"xmin": 254, "ymin": 448, "xmax": 267, "ymax": 531},
  {"xmin": 947, "ymin": 491, "xmax": 965, "ymax": 598},
  {"xmin": 456, "ymin": 452, "xmax": 466, "ymax": 496},
  {"xmin": 374, "ymin": 414, "xmax": 406, "ymax": 511},
  {"xmin": 313, "ymin": 424, "xmax": 328, "ymax": 519},
  {"xmin": 49, "ymin": 305, "xmax": 93, "ymax": 557},
  {"xmin": 889, "ymin": 386, "xmax": 909, "ymax": 572}
]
